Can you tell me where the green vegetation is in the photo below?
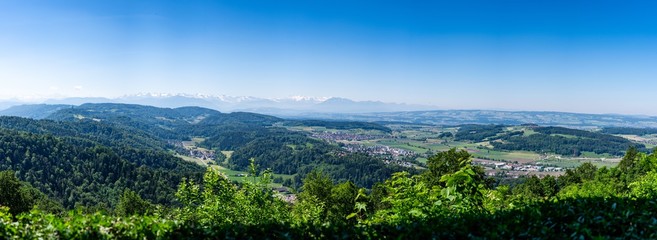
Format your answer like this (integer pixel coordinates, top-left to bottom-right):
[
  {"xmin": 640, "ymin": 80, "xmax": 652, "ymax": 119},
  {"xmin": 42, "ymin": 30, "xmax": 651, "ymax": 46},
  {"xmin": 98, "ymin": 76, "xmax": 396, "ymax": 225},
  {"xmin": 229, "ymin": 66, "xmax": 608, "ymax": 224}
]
[
  {"xmin": 0, "ymin": 104, "xmax": 416, "ymax": 212},
  {"xmin": 376, "ymin": 139, "xmax": 429, "ymax": 153},
  {"xmin": 0, "ymin": 116, "xmax": 170, "ymax": 151},
  {"xmin": 43, "ymin": 104, "xmax": 409, "ymax": 189},
  {"xmin": 2, "ymin": 148, "xmax": 657, "ymax": 238},
  {"xmin": 438, "ymin": 132, "xmax": 453, "ymax": 138},
  {"xmin": 0, "ymin": 128, "xmax": 203, "ymax": 209},
  {"xmin": 223, "ymin": 130, "xmax": 412, "ymax": 188},
  {"xmin": 0, "ymin": 170, "xmax": 63, "ymax": 216},
  {"xmin": 291, "ymin": 122, "xmax": 650, "ymax": 168},
  {"xmin": 479, "ymin": 150, "xmax": 540, "ymax": 161},
  {"xmin": 3, "ymin": 103, "xmax": 657, "ymax": 238}
]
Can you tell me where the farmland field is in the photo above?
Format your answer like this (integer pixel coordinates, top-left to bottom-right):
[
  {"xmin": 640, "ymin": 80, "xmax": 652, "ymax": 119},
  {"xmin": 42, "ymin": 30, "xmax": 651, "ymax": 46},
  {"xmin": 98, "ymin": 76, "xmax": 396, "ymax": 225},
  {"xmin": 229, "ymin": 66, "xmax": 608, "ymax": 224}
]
[{"xmin": 285, "ymin": 123, "xmax": 643, "ymax": 176}]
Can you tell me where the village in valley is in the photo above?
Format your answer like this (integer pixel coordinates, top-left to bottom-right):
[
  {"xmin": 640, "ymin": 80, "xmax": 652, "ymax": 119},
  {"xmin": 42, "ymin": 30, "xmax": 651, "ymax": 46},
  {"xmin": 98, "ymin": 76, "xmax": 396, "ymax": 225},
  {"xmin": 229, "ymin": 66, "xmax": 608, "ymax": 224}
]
[
  {"xmin": 285, "ymin": 123, "xmax": 634, "ymax": 178},
  {"xmin": 173, "ymin": 121, "xmax": 640, "ymax": 194}
]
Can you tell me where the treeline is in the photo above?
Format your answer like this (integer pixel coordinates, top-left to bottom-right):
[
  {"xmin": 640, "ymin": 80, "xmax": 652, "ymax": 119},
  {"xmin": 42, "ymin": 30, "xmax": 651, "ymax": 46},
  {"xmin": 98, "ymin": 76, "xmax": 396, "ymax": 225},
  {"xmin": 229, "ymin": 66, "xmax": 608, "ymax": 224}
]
[
  {"xmin": 601, "ymin": 127, "xmax": 657, "ymax": 135},
  {"xmin": 0, "ymin": 116, "xmax": 169, "ymax": 151},
  {"xmin": 493, "ymin": 127, "xmax": 647, "ymax": 156},
  {"xmin": 536, "ymin": 126, "xmax": 634, "ymax": 141},
  {"xmin": 283, "ymin": 119, "xmax": 392, "ymax": 133},
  {"xmin": 4, "ymin": 148, "xmax": 657, "ymax": 238}
]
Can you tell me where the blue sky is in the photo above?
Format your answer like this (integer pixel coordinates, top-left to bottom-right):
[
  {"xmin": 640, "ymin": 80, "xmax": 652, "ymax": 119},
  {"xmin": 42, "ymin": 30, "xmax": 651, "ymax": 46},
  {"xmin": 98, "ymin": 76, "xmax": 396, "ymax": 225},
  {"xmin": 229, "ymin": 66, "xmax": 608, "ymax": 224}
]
[{"xmin": 1, "ymin": 1, "xmax": 656, "ymax": 114}]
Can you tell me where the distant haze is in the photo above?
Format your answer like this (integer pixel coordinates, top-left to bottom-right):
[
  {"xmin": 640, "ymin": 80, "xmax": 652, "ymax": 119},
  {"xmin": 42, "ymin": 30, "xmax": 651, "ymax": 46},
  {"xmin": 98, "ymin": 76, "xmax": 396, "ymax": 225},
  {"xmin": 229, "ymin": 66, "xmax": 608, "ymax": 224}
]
[
  {"xmin": 3, "ymin": 94, "xmax": 438, "ymax": 114},
  {"xmin": 1, "ymin": 1, "xmax": 656, "ymax": 115}
]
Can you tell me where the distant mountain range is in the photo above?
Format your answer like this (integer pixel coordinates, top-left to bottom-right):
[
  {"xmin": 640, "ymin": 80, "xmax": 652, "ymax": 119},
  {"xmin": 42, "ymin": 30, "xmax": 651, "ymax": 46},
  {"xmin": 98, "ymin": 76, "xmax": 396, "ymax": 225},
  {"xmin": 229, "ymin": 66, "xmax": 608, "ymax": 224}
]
[
  {"xmin": 0, "ymin": 93, "xmax": 436, "ymax": 114},
  {"xmin": 2, "ymin": 94, "xmax": 657, "ymax": 128}
]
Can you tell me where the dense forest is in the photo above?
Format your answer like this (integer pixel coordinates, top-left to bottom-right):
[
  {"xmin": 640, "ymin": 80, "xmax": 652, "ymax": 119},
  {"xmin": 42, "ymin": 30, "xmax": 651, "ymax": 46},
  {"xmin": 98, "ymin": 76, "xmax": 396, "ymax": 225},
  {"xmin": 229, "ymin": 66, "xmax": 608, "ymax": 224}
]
[
  {"xmin": 0, "ymin": 116, "xmax": 170, "ymax": 151},
  {"xmin": 2, "ymin": 147, "xmax": 657, "ymax": 238},
  {"xmin": 0, "ymin": 128, "xmax": 203, "ymax": 209}
]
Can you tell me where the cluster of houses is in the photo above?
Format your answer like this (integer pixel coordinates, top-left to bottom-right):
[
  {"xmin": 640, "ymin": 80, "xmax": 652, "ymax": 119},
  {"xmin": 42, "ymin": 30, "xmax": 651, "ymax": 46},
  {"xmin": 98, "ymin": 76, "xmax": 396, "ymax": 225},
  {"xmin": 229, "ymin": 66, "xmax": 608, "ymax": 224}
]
[
  {"xmin": 473, "ymin": 159, "xmax": 564, "ymax": 172},
  {"xmin": 383, "ymin": 159, "xmax": 415, "ymax": 168},
  {"xmin": 342, "ymin": 144, "xmax": 415, "ymax": 158},
  {"xmin": 188, "ymin": 148, "xmax": 216, "ymax": 161},
  {"xmin": 169, "ymin": 140, "xmax": 184, "ymax": 148},
  {"xmin": 272, "ymin": 187, "xmax": 297, "ymax": 203}
]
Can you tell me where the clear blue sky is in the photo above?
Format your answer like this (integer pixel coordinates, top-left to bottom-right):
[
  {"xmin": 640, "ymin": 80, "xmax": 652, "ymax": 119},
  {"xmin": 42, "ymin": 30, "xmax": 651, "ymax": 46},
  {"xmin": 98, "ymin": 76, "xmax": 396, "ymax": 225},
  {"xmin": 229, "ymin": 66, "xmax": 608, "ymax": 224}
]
[{"xmin": 1, "ymin": 0, "xmax": 656, "ymax": 114}]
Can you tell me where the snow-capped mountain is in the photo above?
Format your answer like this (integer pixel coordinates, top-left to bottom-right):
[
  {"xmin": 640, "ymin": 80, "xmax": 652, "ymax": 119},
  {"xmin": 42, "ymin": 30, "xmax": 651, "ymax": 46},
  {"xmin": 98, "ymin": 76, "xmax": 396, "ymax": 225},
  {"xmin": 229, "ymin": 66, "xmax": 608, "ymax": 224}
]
[{"xmin": 0, "ymin": 93, "xmax": 438, "ymax": 115}]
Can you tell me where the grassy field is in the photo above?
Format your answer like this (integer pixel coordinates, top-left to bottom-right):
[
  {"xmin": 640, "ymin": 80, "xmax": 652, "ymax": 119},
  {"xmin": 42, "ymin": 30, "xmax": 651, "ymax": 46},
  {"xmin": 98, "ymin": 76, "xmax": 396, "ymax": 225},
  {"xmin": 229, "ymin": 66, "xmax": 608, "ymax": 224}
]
[
  {"xmin": 183, "ymin": 137, "xmax": 213, "ymax": 152},
  {"xmin": 176, "ymin": 154, "xmax": 210, "ymax": 166},
  {"xmin": 211, "ymin": 165, "xmax": 250, "ymax": 182},
  {"xmin": 221, "ymin": 150, "xmax": 233, "ymax": 159},
  {"xmin": 618, "ymin": 134, "xmax": 657, "ymax": 150},
  {"xmin": 578, "ymin": 151, "xmax": 615, "ymax": 158},
  {"xmin": 471, "ymin": 150, "xmax": 541, "ymax": 163},
  {"xmin": 522, "ymin": 129, "xmax": 538, "ymax": 136},
  {"xmin": 430, "ymin": 142, "xmax": 471, "ymax": 154},
  {"xmin": 375, "ymin": 139, "xmax": 430, "ymax": 153},
  {"xmin": 550, "ymin": 133, "xmax": 579, "ymax": 139}
]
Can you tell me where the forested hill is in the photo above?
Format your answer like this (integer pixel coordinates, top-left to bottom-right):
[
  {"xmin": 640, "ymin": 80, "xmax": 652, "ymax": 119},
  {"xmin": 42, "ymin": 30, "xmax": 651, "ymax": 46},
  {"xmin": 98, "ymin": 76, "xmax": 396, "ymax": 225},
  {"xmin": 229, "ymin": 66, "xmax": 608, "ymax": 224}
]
[
  {"xmin": 47, "ymin": 103, "xmax": 222, "ymax": 141},
  {"xmin": 42, "ymin": 103, "xmax": 407, "ymax": 188},
  {"xmin": 0, "ymin": 104, "xmax": 73, "ymax": 119},
  {"xmin": 0, "ymin": 103, "xmax": 411, "ymax": 210},
  {"xmin": 46, "ymin": 103, "xmax": 278, "ymax": 125},
  {"xmin": 46, "ymin": 103, "xmax": 281, "ymax": 140},
  {"xmin": 0, "ymin": 128, "xmax": 203, "ymax": 209},
  {"xmin": 0, "ymin": 116, "xmax": 169, "ymax": 151},
  {"xmin": 3, "ymin": 103, "xmax": 657, "ymax": 238},
  {"xmin": 452, "ymin": 124, "xmax": 648, "ymax": 156}
]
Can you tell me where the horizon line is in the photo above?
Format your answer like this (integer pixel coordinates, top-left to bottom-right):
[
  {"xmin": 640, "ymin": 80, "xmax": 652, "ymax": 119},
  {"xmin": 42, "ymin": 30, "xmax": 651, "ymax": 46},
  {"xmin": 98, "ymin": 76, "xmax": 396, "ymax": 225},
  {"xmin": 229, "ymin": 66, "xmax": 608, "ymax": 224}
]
[{"xmin": 1, "ymin": 95, "xmax": 656, "ymax": 118}]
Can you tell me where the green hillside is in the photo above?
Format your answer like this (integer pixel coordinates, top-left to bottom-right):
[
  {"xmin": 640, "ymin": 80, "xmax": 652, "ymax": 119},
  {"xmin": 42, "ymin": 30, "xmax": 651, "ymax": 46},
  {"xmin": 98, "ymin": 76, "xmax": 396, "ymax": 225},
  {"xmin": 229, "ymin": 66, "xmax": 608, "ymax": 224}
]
[
  {"xmin": 0, "ymin": 128, "xmax": 203, "ymax": 209},
  {"xmin": 44, "ymin": 103, "xmax": 409, "ymax": 188}
]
